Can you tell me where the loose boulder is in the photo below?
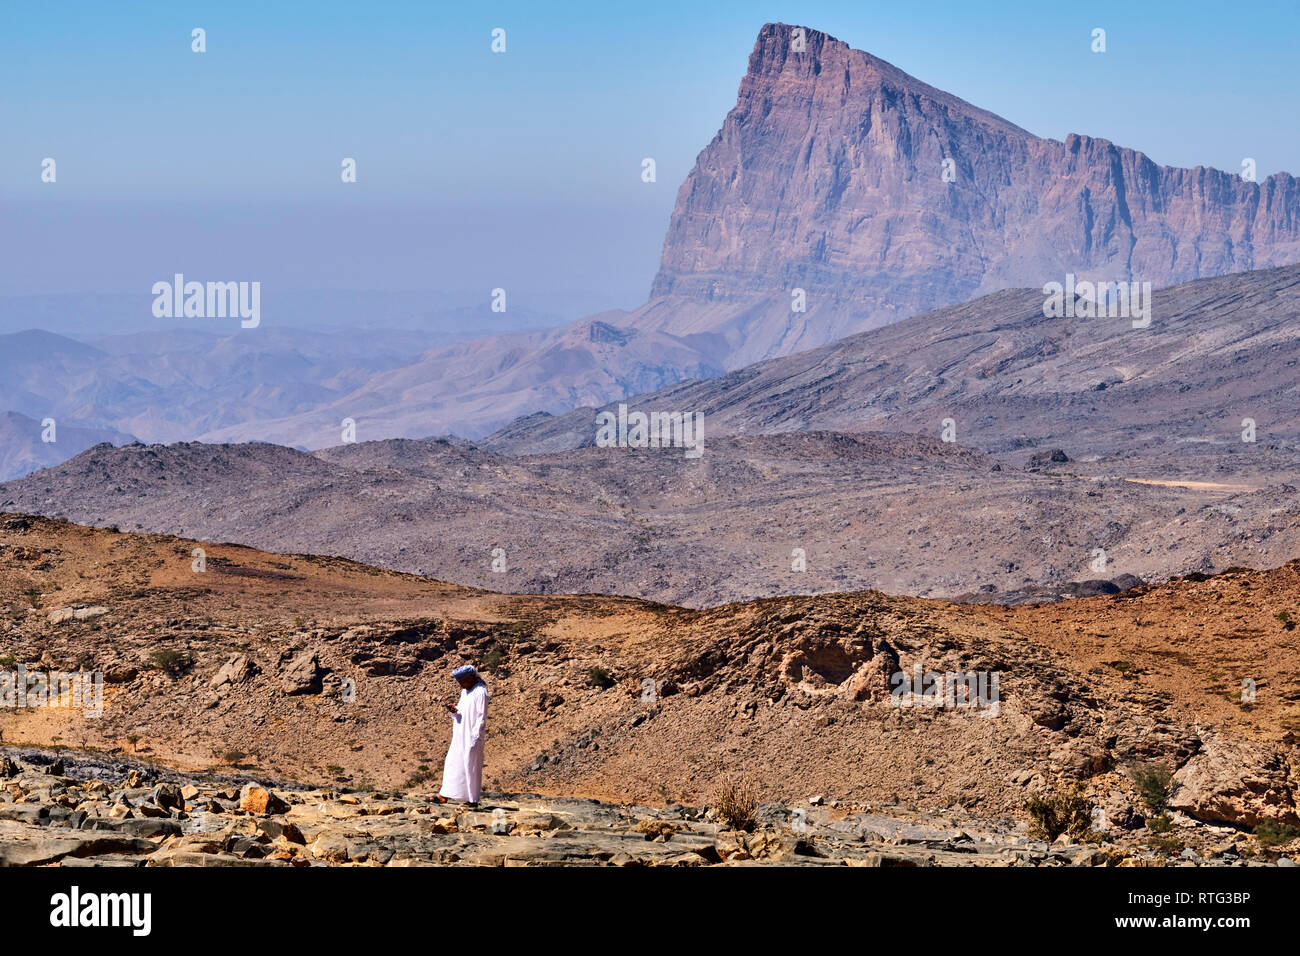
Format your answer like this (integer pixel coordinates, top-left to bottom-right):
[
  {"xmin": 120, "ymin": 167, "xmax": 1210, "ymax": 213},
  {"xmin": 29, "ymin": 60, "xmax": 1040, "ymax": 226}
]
[
  {"xmin": 279, "ymin": 651, "xmax": 323, "ymax": 695},
  {"xmin": 211, "ymin": 653, "xmax": 258, "ymax": 688},
  {"xmin": 240, "ymin": 784, "xmax": 290, "ymax": 816}
]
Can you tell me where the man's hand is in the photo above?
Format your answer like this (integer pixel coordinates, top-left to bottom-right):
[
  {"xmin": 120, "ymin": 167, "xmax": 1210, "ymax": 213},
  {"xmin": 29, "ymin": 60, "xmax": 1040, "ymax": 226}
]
[{"xmin": 445, "ymin": 703, "xmax": 458, "ymax": 714}]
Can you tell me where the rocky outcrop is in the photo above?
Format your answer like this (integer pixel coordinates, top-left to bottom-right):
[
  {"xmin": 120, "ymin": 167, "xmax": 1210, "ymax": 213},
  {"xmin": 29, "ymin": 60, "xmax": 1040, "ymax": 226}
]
[
  {"xmin": 278, "ymin": 650, "xmax": 323, "ymax": 695},
  {"xmin": 1168, "ymin": 736, "xmax": 1300, "ymax": 827},
  {"xmin": 46, "ymin": 605, "xmax": 109, "ymax": 625},
  {"xmin": 211, "ymin": 654, "xmax": 257, "ymax": 688}
]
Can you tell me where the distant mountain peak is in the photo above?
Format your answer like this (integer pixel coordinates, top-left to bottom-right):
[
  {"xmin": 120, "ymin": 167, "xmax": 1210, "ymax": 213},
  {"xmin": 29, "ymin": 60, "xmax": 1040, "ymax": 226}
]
[
  {"xmin": 744, "ymin": 23, "xmax": 1032, "ymax": 137},
  {"xmin": 639, "ymin": 22, "xmax": 1300, "ymax": 369}
]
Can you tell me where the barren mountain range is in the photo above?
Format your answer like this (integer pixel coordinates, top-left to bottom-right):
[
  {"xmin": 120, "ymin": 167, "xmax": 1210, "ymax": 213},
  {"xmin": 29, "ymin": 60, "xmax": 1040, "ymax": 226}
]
[
  {"xmin": 489, "ymin": 261, "xmax": 1300, "ymax": 461},
  {"xmin": 5, "ymin": 260, "xmax": 1298, "ymax": 607},
  {"xmin": 4, "ymin": 23, "xmax": 1300, "ymax": 463},
  {"xmin": 0, "ymin": 325, "xmax": 434, "ymax": 480},
  {"xmin": 0, "ymin": 410, "xmax": 134, "ymax": 483},
  {"xmin": 190, "ymin": 23, "xmax": 1300, "ymax": 446}
]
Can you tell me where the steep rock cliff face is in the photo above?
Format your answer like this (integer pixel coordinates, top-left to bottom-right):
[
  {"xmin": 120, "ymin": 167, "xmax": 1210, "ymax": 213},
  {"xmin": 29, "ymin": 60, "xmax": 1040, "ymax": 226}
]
[{"xmin": 639, "ymin": 22, "xmax": 1300, "ymax": 367}]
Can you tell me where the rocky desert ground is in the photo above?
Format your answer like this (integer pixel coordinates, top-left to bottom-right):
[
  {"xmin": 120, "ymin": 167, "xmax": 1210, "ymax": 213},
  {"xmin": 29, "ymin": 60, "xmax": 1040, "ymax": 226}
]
[
  {"xmin": 5, "ymin": 430, "xmax": 1298, "ymax": 610},
  {"xmin": 3, "ymin": 748, "xmax": 1290, "ymax": 868},
  {"xmin": 0, "ymin": 513, "xmax": 1297, "ymax": 866}
]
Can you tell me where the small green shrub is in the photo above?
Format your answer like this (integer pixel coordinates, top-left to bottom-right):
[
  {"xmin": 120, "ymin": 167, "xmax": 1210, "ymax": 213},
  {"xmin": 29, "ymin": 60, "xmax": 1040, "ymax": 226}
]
[
  {"xmin": 148, "ymin": 648, "xmax": 195, "ymax": 677},
  {"xmin": 1129, "ymin": 762, "xmax": 1174, "ymax": 809},
  {"xmin": 404, "ymin": 765, "xmax": 436, "ymax": 789},
  {"xmin": 1148, "ymin": 813, "xmax": 1175, "ymax": 834},
  {"xmin": 1255, "ymin": 821, "xmax": 1300, "ymax": 847}
]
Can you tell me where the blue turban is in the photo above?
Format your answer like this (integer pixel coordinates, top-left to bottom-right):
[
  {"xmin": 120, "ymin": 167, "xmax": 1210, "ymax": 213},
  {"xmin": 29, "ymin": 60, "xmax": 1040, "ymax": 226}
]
[{"xmin": 452, "ymin": 665, "xmax": 478, "ymax": 679}]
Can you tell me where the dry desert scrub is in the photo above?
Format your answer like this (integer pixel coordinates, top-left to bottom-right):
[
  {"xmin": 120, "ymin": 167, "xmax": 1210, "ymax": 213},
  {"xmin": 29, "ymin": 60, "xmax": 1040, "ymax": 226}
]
[{"xmin": 713, "ymin": 774, "xmax": 759, "ymax": 832}]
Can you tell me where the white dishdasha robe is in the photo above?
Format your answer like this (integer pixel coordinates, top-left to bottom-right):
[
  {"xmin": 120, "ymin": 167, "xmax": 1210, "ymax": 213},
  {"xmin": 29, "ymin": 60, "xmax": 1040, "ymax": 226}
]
[{"xmin": 439, "ymin": 681, "xmax": 488, "ymax": 802}]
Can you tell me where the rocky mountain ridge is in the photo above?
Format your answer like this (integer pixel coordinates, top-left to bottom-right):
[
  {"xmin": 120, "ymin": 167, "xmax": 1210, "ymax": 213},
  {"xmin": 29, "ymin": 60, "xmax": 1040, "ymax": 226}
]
[
  {"xmin": 487, "ymin": 262, "xmax": 1300, "ymax": 461},
  {"xmin": 635, "ymin": 23, "xmax": 1300, "ymax": 367}
]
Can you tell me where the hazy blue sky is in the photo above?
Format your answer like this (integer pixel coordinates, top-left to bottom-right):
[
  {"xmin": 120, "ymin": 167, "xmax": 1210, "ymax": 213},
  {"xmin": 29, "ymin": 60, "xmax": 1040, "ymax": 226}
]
[{"xmin": 4, "ymin": 0, "xmax": 1298, "ymax": 320}]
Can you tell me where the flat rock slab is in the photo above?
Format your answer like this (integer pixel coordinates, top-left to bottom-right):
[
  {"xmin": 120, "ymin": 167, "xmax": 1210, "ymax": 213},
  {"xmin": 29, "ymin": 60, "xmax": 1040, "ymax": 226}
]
[{"xmin": 0, "ymin": 829, "xmax": 157, "ymax": 867}]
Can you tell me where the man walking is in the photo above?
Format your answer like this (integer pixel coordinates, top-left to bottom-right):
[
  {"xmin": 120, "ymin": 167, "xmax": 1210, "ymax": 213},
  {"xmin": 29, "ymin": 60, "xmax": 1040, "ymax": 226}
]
[{"xmin": 435, "ymin": 664, "xmax": 489, "ymax": 806}]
